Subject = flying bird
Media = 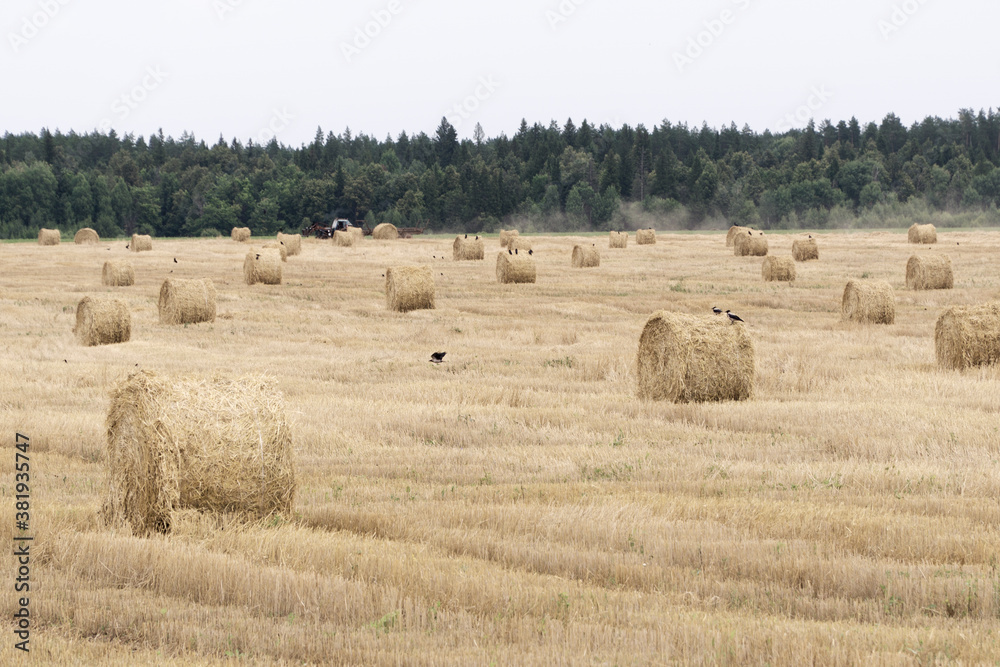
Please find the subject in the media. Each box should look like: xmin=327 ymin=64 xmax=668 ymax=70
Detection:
xmin=429 ymin=351 xmax=446 ymax=363
xmin=725 ymin=310 xmax=744 ymax=324
xmin=712 ymin=306 xmax=722 ymax=314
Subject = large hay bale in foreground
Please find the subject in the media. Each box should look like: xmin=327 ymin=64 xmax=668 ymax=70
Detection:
xmin=38 ymin=228 xmax=61 ymax=245
xmin=277 ymin=232 xmax=301 ymax=256
xmin=231 ymin=227 xmax=251 ymax=242
xmin=496 ymin=251 xmax=537 ymax=284
xmin=334 ymin=230 xmax=355 ymax=247
xmin=908 ymin=223 xmax=937 ymax=244
xmin=131 ymin=234 xmax=153 ymax=252
xmin=935 ymin=303 xmax=1000 ymax=370
xmin=636 ymin=229 xmax=656 ymax=245
xmin=792 ymin=238 xmax=819 ymax=261
xmin=637 ymin=310 xmax=755 ymax=403
xmin=372 ymin=223 xmax=398 ymax=240
xmin=350 ymin=227 xmax=365 ymax=243
xmin=609 ymin=231 xmax=628 ymax=249
xmin=385 ymin=265 xmax=435 ymax=312
xmin=102 ymin=260 xmax=135 ymax=287
xmin=453 ymin=235 xmax=485 ymax=261
xmin=734 ymin=230 xmax=768 ymax=256
xmin=571 ymin=244 xmax=600 ymax=268
xmin=499 ymin=229 xmax=520 ymax=247
xmin=509 ymin=236 xmax=533 ymax=252
xmin=841 ymin=280 xmax=895 ymax=324
xmin=74 ymin=227 xmax=99 ymax=244
xmin=244 ymin=249 xmax=282 ymax=285
xmin=74 ymin=297 xmax=131 ymax=347
xmin=762 ymin=256 xmax=796 ymax=282
xmin=102 ymin=370 xmax=296 ymax=535
xmin=158 ymin=278 xmax=217 ymax=325
xmin=262 ymin=241 xmax=288 ymax=262
xmin=906 ymin=254 xmax=953 ymax=290
xmin=726 ymin=226 xmax=749 ymax=247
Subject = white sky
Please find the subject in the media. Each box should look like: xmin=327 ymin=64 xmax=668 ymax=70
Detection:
xmin=1 ymin=0 xmax=996 ymax=146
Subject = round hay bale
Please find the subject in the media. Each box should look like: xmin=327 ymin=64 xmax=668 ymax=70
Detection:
xmin=74 ymin=227 xmax=100 ymax=244
xmin=935 ymin=303 xmax=1000 ymax=370
xmin=571 ymin=244 xmax=601 ymax=268
xmin=334 ymin=230 xmax=355 ymax=247
xmin=726 ymin=226 xmax=750 ymax=247
xmin=453 ymin=235 xmax=485 ymax=261
xmin=841 ymin=280 xmax=895 ymax=324
xmin=636 ymin=229 xmax=656 ymax=245
xmin=509 ymin=236 xmax=533 ymax=252
xmin=762 ymin=256 xmax=796 ymax=282
xmin=74 ymin=297 xmax=131 ymax=347
xmin=38 ymin=228 xmax=61 ymax=245
xmin=131 ymin=234 xmax=153 ymax=252
xmin=499 ymin=229 xmax=520 ymax=247
xmin=102 ymin=370 xmax=296 ymax=535
xmin=792 ymin=238 xmax=819 ymax=261
xmin=385 ymin=265 xmax=435 ymax=312
xmin=372 ymin=223 xmax=399 ymax=240
xmin=636 ymin=310 xmax=755 ymax=403
xmin=496 ymin=251 xmax=537 ymax=284
xmin=609 ymin=231 xmax=628 ymax=249
xmin=231 ymin=227 xmax=251 ymax=242
xmin=262 ymin=241 xmax=288 ymax=262
xmin=277 ymin=232 xmax=301 ymax=256
xmin=908 ymin=223 xmax=937 ymax=244
xmin=158 ymin=278 xmax=217 ymax=325
xmin=244 ymin=248 xmax=282 ymax=285
xmin=734 ymin=230 xmax=768 ymax=256
xmin=906 ymin=254 xmax=953 ymax=290
xmin=350 ymin=227 xmax=365 ymax=243
xmin=102 ymin=260 xmax=135 ymax=287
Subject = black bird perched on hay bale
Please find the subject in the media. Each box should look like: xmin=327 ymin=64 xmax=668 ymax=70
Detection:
xmin=508 ymin=248 xmax=512 ymax=255
xmin=173 ymin=258 xmax=177 ymax=263
xmin=515 ymin=248 xmax=518 ymax=254
xmin=429 ymin=351 xmax=446 ymax=363
xmin=465 ymin=234 xmax=468 ymax=239
xmin=255 ymin=254 xmax=260 ymax=260
xmin=528 ymin=249 xmax=533 ymax=255
xmin=713 ymin=307 xmax=722 ymax=314
xmin=726 ymin=310 xmax=744 ymax=324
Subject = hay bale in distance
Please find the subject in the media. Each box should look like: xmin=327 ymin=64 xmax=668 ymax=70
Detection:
xmin=231 ymin=227 xmax=251 ymax=242
xmin=509 ymin=236 xmax=533 ymax=252
xmin=74 ymin=227 xmax=100 ymax=244
xmin=906 ymin=254 xmax=953 ymax=290
xmin=496 ymin=251 xmax=537 ymax=284
xmin=841 ymin=280 xmax=895 ymax=324
xmin=499 ymin=229 xmax=520 ymax=247
xmin=74 ymin=297 xmax=131 ymax=347
xmin=726 ymin=226 xmax=749 ymax=247
xmin=262 ymin=241 xmax=288 ymax=262
xmin=372 ymin=223 xmax=399 ymax=240
xmin=636 ymin=229 xmax=656 ymax=245
xmin=453 ymin=235 xmax=485 ymax=261
xmin=609 ymin=231 xmax=628 ymax=249
xmin=762 ymin=256 xmax=796 ymax=282
xmin=334 ymin=230 xmax=355 ymax=247
xmin=935 ymin=303 xmax=1000 ymax=370
xmin=102 ymin=260 xmax=135 ymax=287
xmin=277 ymin=232 xmax=301 ymax=256
xmin=350 ymin=227 xmax=365 ymax=243
xmin=734 ymin=230 xmax=768 ymax=256
xmin=636 ymin=310 xmax=755 ymax=403
xmin=908 ymin=223 xmax=937 ymax=244
xmin=792 ymin=238 xmax=819 ymax=261
xmin=131 ymin=234 xmax=153 ymax=252
xmin=158 ymin=278 xmax=217 ymax=324
xmin=244 ymin=248 xmax=283 ymax=285
xmin=385 ymin=265 xmax=435 ymax=312
xmin=102 ymin=370 xmax=296 ymax=535
xmin=38 ymin=228 xmax=61 ymax=245
xmin=572 ymin=244 xmax=600 ymax=268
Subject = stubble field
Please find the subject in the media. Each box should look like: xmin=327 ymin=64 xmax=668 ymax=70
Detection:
xmin=2 ymin=229 xmax=1000 ymax=665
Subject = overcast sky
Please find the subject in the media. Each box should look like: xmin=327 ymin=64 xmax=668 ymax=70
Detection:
xmin=2 ymin=0 xmax=996 ymax=146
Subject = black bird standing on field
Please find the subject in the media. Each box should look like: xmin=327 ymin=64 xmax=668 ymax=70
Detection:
xmin=125 ymin=243 xmax=129 ymax=249
xmin=430 ymin=351 xmax=446 ymax=363
xmin=712 ymin=306 xmax=722 ymax=315
xmin=725 ymin=310 xmax=744 ymax=324
xmin=465 ymin=234 xmax=468 ymax=239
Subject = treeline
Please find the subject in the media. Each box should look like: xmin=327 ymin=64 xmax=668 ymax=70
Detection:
xmin=3 ymin=109 xmax=1000 ymax=239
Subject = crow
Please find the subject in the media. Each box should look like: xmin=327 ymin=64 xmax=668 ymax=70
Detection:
xmin=429 ymin=351 xmax=446 ymax=363
xmin=712 ymin=306 xmax=722 ymax=314
xmin=125 ymin=244 xmax=129 ymax=249
xmin=475 ymin=235 xmax=479 ymax=240
xmin=725 ymin=310 xmax=744 ymax=324
xmin=528 ymin=249 xmax=533 ymax=256
xmin=515 ymin=248 xmax=518 ymax=254
xmin=465 ymin=234 xmax=468 ymax=239
xmin=508 ymin=248 xmax=512 ymax=255
xmin=255 ymin=254 xmax=260 ymax=260
xmin=173 ymin=258 xmax=177 ymax=263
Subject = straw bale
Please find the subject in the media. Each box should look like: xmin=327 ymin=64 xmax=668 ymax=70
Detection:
xmin=726 ymin=226 xmax=749 ymax=247
xmin=453 ymin=235 xmax=485 ymax=261
xmin=350 ymin=227 xmax=365 ymax=243
xmin=231 ymin=227 xmax=251 ymax=242
xmin=334 ymin=230 xmax=355 ymax=247
xmin=761 ymin=255 xmax=796 ymax=282
xmin=131 ymin=234 xmax=153 ymax=252
xmin=276 ymin=232 xmax=301 ymax=256
xmin=496 ymin=251 xmax=537 ymax=284
xmin=243 ymin=248 xmax=282 ymax=285
xmin=74 ymin=297 xmax=131 ymax=347
xmin=102 ymin=370 xmax=296 ymax=535
xmin=499 ymin=229 xmax=520 ymax=247
xmin=262 ymin=241 xmax=288 ymax=262
xmin=636 ymin=310 xmax=755 ymax=403
xmin=734 ymin=230 xmax=768 ymax=256
xmin=571 ymin=244 xmax=601 ymax=268
xmin=372 ymin=223 xmax=399 ymax=240
xmin=906 ymin=254 xmax=953 ymax=290
xmin=102 ymin=260 xmax=135 ymax=287
xmin=158 ymin=278 xmax=217 ymax=324
xmin=385 ymin=265 xmax=435 ymax=312
xmin=792 ymin=238 xmax=819 ymax=261
xmin=841 ymin=280 xmax=895 ymax=324
xmin=609 ymin=231 xmax=628 ymax=249
xmin=74 ymin=227 xmax=99 ymax=244
xmin=636 ymin=229 xmax=656 ymax=245
xmin=935 ymin=303 xmax=1000 ymax=370
xmin=908 ymin=223 xmax=937 ymax=244
xmin=38 ymin=228 xmax=61 ymax=245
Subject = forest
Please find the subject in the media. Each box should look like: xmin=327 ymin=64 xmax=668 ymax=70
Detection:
xmin=2 ymin=109 xmax=1000 ymax=239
